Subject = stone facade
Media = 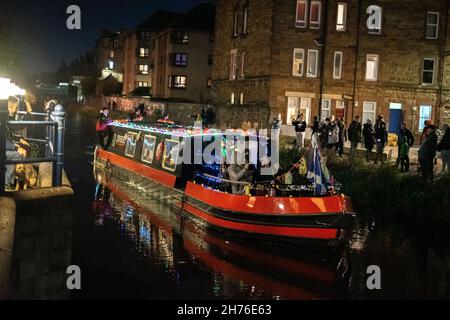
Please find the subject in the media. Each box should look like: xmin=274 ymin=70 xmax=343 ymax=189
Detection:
xmin=212 ymin=0 xmax=450 ymax=135
xmin=95 ymin=30 xmax=126 ymax=81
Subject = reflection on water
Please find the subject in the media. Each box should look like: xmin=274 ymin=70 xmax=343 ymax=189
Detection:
xmin=91 ymin=179 xmax=351 ymax=300
xmin=66 ymin=109 xmax=450 ymax=300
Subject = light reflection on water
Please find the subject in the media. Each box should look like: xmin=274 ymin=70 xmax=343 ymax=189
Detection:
xmin=66 ymin=109 xmax=450 ymax=300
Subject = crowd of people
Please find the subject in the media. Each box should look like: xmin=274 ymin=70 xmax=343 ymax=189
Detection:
xmin=283 ymin=111 xmax=450 ymax=183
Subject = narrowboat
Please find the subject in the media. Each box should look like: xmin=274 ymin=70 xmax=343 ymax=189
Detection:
xmin=93 ymin=121 xmax=356 ymax=247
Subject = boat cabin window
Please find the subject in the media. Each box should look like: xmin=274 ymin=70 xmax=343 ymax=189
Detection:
xmin=162 ymin=139 xmax=180 ymax=172
xmin=125 ymin=132 xmax=138 ymax=158
xmin=141 ymin=135 xmax=156 ymax=164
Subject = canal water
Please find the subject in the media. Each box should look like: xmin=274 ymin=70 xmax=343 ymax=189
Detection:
xmin=65 ymin=109 xmax=450 ymax=300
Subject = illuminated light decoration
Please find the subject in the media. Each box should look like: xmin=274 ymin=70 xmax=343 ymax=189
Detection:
xmin=0 ymin=77 xmax=11 ymax=99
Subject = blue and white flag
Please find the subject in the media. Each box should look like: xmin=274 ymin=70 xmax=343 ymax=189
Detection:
xmin=307 ymin=134 xmax=328 ymax=195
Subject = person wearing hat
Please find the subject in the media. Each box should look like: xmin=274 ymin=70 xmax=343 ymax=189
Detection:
xmin=397 ymin=122 xmax=415 ymax=172
xmin=374 ymin=115 xmax=388 ymax=163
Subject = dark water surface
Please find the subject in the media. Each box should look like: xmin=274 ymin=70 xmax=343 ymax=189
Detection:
xmin=65 ymin=109 xmax=450 ymax=300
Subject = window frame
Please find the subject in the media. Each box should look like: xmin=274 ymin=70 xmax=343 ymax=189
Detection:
xmin=422 ymin=58 xmax=436 ymax=85
xmin=233 ymin=7 xmax=240 ymax=37
xmin=292 ymin=48 xmax=305 ymax=77
xmin=240 ymin=52 xmax=246 ymax=78
xmin=362 ymin=101 xmax=377 ymax=124
xmin=171 ymin=31 xmax=189 ymax=44
xmin=419 ymin=105 xmax=432 ymax=131
xmin=136 ymin=64 xmax=149 ymax=75
xmin=230 ymin=49 xmax=238 ymax=80
xmin=243 ymin=3 xmax=249 ymax=35
xmin=426 ymin=12 xmax=439 ymax=40
xmin=333 ymin=51 xmax=343 ymax=80
xmin=295 ymin=0 xmax=308 ymax=28
xmin=162 ymin=139 xmax=180 ymax=173
xmin=309 ymin=1 xmax=322 ymax=30
xmin=139 ymin=47 xmax=149 ymax=58
xmin=173 ymin=53 xmax=188 ymax=67
xmin=125 ymin=132 xmax=138 ymax=158
xmin=336 ymin=2 xmax=347 ymax=32
xmin=141 ymin=135 xmax=157 ymax=164
xmin=306 ymin=49 xmax=319 ymax=78
xmin=367 ymin=6 xmax=383 ymax=35
xmin=168 ymin=75 xmax=187 ymax=89
xmin=321 ymin=99 xmax=331 ymax=120
xmin=365 ymin=54 xmax=379 ymax=82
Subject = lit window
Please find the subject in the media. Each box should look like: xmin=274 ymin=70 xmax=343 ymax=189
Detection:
xmin=231 ymin=93 xmax=235 ymax=104
xmin=363 ymin=101 xmax=377 ymax=124
xmin=136 ymin=81 xmax=148 ymax=87
xmin=110 ymin=50 xmax=115 ymax=59
xmin=240 ymin=93 xmax=244 ymax=105
xmin=422 ymin=58 xmax=435 ymax=85
xmin=139 ymin=48 xmax=149 ymax=57
xmin=168 ymin=75 xmax=187 ymax=89
xmin=207 ymin=78 xmax=213 ymax=88
xmin=174 ymin=53 xmax=188 ymax=67
xmin=306 ymin=50 xmax=318 ymax=77
xmin=136 ymin=64 xmax=149 ymax=75
xmin=295 ymin=0 xmax=307 ymax=28
xmin=321 ymin=99 xmax=331 ymax=120
xmin=426 ymin=12 xmax=439 ymax=39
xmin=419 ymin=105 xmax=432 ymax=131
xmin=230 ymin=49 xmax=238 ymax=80
xmin=365 ymin=54 xmax=379 ymax=81
xmin=336 ymin=2 xmax=347 ymax=31
xmin=240 ymin=52 xmax=246 ymax=78
xmin=309 ymin=1 xmax=322 ymax=29
xmin=292 ymin=49 xmax=304 ymax=77
xmin=333 ymin=51 xmax=343 ymax=79
xmin=108 ymin=61 xmax=114 ymax=69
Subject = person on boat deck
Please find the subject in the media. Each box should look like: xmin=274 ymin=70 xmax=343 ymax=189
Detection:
xmin=227 ymin=153 xmax=253 ymax=195
xmin=129 ymin=108 xmax=144 ymax=122
xmin=96 ymin=108 xmax=112 ymax=150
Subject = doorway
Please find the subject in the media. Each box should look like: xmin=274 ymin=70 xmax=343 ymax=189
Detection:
xmin=389 ymin=103 xmax=402 ymax=134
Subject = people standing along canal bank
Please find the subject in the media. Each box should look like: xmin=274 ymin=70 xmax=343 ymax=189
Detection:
xmin=292 ymin=113 xmax=307 ymax=150
xmin=396 ymin=122 xmax=415 ymax=172
xmin=348 ymin=116 xmax=362 ymax=158
xmin=374 ymin=115 xmax=388 ymax=164
xmin=437 ymin=124 xmax=450 ymax=176
xmin=362 ymin=119 xmax=375 ymax=162
xmin=419 ymin=123 xmax=438 ymax=183
xmin=337 ymin=118 xmax=346 ymax=157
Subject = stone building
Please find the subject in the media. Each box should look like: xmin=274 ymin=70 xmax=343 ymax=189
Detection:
xmin=212 ymin=0 xmax=450 ymax=135
xmin=95 ymin=30 xmax=126 ymax=82
xmin=122 ymin=11 xmax=182 ymax=95
xmin=151 ymin=3 xmax=215 ymax=103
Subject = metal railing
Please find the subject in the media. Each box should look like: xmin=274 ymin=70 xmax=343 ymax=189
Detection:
xmin=0 ymin=103 xmax=66 ymax=195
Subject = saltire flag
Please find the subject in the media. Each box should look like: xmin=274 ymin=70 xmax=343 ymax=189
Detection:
xmin=307 ymin=134 xmax=328 ymax=195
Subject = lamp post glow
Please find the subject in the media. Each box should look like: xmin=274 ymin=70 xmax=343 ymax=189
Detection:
xmin=0 ymin=77 xmax=11 ymax=100
xmin=0 ymin=77 xmax=11 ymax=195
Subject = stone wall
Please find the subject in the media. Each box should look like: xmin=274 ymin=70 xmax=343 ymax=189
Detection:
xmin=0 ymin=164 xmax=74 ymax=300
xmin=101 ymin=96 xmax=271 ymax=128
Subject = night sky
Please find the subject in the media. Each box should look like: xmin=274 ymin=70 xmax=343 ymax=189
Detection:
xmin=2 ymin=0 xmax=214 ymax=74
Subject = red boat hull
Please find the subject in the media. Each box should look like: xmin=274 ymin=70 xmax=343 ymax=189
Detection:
xmin=95 ymin=149 xmax=355 ymax=245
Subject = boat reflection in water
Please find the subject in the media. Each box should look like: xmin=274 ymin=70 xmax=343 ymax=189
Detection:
xmin=92 ymin=178 xmax=352 ymax=300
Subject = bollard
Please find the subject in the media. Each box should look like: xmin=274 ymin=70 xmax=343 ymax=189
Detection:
xmin=0 ymin=99 xmax=8 ymax=195
xmin=51 ymin=105 xmax=66 ymax=187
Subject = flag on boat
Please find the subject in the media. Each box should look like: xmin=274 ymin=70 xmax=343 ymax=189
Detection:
xmin=307 ymin=134 xmax=328 ymax=195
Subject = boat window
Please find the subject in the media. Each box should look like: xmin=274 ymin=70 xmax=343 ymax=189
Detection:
xmin=162 ymin=139 xmax=180 ymax=172
xmin=125 ymin=132 xmax=138 ymax=158
xmin=141 ymin=135 xmax=156 ymax=164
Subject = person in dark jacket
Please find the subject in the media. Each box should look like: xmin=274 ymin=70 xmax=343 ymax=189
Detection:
xmin=348 ymin=116 xmax=362 ymax=158
xmin=374 ymin=115 xmax=388 ymax=163
xmin=396 ymin=122 xmax=415 ymax=172
xmin=337 ymin=118 xmax=347 ymax=157
xmin=292 ymin=113 xmax=307 ymax=150
xmin=96 ymin=108 xmax=112 ymax=150
xmin=437 ymin=124 xmax=450 ymax=175
xmin=419 ymin=125 xmax=438 ymax=182
xmin=311 ymin=116 xmax=320 ymax=135
xmin=362 ymin=119 xmax=375 ymax=161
